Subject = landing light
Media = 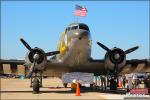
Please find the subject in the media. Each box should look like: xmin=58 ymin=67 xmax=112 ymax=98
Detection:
xmin=75 ymin=32 xmax=79 ymax=35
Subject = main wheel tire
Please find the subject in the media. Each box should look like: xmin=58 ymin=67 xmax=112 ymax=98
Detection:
xmin=33 ymin=78 xmax=40 ymax=94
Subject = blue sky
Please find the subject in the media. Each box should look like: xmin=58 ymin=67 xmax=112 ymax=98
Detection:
xmin=1 ymin=1 xmax=149 ymax=60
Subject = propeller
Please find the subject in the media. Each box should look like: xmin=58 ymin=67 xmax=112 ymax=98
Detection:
xmin=20 ymin=38 xmax=60 ymax=78
xmin=96 ymin=41 xmax=139 ymax=58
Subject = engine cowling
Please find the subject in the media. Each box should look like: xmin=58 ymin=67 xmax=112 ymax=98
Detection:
xmin=104 ymin=48 xmax=126 ymax=71
xmin=25 ymin=48 xmax=47 ymax=71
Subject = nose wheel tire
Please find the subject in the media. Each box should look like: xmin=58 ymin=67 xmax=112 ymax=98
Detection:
xmin=33 ymin=78 xmax=40 ymax=94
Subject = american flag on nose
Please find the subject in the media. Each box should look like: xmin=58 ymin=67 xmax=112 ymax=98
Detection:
xmin=74 ymin=5 xmax=88 ymax=17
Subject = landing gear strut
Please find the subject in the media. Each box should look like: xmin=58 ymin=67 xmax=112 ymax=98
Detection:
xmin=30 ymin=71 xmax=43 ymax=94
xmin=114 ymin=63 xmax=119 ymax=87
xmin=108 ymin=65 xmax=119 ymax=92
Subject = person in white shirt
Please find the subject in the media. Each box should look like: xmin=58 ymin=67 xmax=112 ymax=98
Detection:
xmin=132 ymin=73 xmax=138 ymax=89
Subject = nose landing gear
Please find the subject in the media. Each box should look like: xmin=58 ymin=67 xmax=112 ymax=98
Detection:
xmin=30 ymin=71 xmax=43 ymax=94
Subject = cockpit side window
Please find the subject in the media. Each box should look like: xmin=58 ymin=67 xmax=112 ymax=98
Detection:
xmin=79 ymin=24 xmax=89 ymax=31
xmin=67 ymin=27 xmax=71 ymax=31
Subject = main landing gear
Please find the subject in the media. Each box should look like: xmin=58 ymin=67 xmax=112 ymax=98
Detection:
xmin=30 ymin=71 xmax=43 ymax=94
xmin=107 ymin=71 xmax=118 ymax=92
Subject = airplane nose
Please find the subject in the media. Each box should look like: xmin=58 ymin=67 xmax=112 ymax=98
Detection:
xmin=74 ymin=30 xmax=89 ymax=39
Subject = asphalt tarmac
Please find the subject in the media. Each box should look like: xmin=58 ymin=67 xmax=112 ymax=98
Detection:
xmin=0 ymin=78 xmax=136 ymax=99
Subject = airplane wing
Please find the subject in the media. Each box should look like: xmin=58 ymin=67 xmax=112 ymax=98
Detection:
xmin=126 ymin=59 xmax=149 ymax=64
xmin=1 ymin=58 xmax=149 ymax=77
xmin=43 ymin=61 xmax=70 ymax=77
xmin=0 ymin=59 xmax=24 ymax=75
xmin=83 ymin=58 xmax=149 ymax=75
xmin=0 ymin=60 xmax=68 ymax=77
xmin=120 ymin=59 xmax=150 ymax=74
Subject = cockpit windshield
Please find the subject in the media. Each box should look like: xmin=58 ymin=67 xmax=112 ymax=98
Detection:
xmin=71 ymin=26 xmax=78 ymax=30
xmin=79 ymin=24 xmax=89 ymax=31
xmin=66 ymin=23 xmax=90 ymax=32
xmin=66 ymin=25 xmax=78 ymax=32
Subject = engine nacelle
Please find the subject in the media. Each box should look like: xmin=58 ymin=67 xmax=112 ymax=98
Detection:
xmin=25 ymin=48 xmax=47 ymax=71
xmin=104 ymin=48 xmax=126 ymax=71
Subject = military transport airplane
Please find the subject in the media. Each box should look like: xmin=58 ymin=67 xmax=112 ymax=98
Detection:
xmin=20 ymin=23 xmax=148 ymax=93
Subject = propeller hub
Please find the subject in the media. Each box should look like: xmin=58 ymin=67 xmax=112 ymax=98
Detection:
xmin=109 ymin=48 xmax=125 ymax=64
xmin=28 ymin=48 xmax=45 ymax=64
xmin=33 ymin=53 xmax=40 ymax=60
xmin=114 ymin=53 xmax=120 ymax=60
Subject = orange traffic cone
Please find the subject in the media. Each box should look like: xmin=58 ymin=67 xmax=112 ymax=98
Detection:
xmin=76 ymin=82 xmax=81 ymax=96
xmin=120 ymin=81 xmax=123 ymax=88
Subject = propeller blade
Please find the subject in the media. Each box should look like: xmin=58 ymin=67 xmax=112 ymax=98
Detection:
xmin=125 ymin=46 xmax=139 ymax=54
xmin=27 ymin=59 xmax=36 ymax=78
xmin=46 ymin=51 xmax=60 ymax=56
xmin=97 ymin=41 xmax=111 ymax=52
xmin=20 ymin=38 xmax=32 ymax=51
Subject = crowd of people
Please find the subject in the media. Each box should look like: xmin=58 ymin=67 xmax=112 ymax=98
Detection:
xmin=94 ymin=72 xmax=150 ymax=93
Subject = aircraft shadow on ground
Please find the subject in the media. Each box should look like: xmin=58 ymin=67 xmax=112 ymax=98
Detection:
xmin=0 ymin=88 xmax=125 ymax=94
